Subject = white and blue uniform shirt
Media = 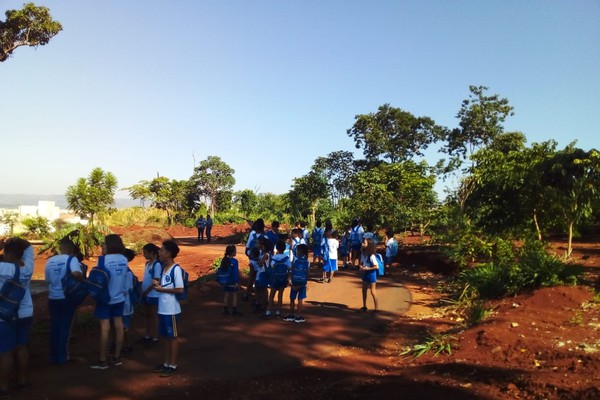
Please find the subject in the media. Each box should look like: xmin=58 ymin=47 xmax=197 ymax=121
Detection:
xmin=158 ymin=264 xmax=184 ymax=315
xmin=104 ymin=253 xmax=128 ymax=305
xmin=45 ymin=254 xmax=83 ymax=300
xmin=142 ymin=260 xmax=162 ymax=299
xmin=18 ymin=245 xmax=34 ymax=319
xmin=123 ymin=269 xmax=134 ymax=316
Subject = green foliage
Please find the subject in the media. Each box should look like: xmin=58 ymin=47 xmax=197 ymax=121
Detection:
xmin=458 ymin=238 xmax=582 ymax=300
xmin=41 ymin=223 xmax=109 ymax=258
xmin=439 ymin=224 xmax=494 ymax=269
xmin=0 ymin=2 xmax=62 ymax=62
xmin=66 ymin=168 xmax=117 ymax=227
xmin=211 ymin=257 xmax=223 ymax=271
xmin=103 ymin=207 xmax=168 ymax=227
xmin=189 ymin=156 xmax=236 ymax=216
xmin=213 ymin=211 xmax=246 ymax=225
xmin=126 ymin=177 xmax=191 ymax=225
xmin=0 ymin=211 xmax=19 ymax=235
xmin=21 ymin=216 xmax=51 ymax=237
xmin=401 ymin=333 xmax=457 ymax=358
xmin=468 ymin=301 xmax=494 ymax=325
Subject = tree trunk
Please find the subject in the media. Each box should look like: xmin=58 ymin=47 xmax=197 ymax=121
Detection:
xmin=567 ymin=220 xmax=574 ymax=258
xmin=533 ymin=209 xmax=542 ymax=241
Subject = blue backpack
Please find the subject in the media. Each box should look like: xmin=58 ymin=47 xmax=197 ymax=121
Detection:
xmin=168 ymin=264 xmax=189 ymax=301
xmin=61 ymin=255 xmax=88 ymax=305
xmin=350 ymin=226 xmax=361 ymax=246
xmin=389 ymin=239 xmax=399 ymax=257
xmin=321 ymin=238 xmax=330 ymax=263
xmin=291 ymin=258 xmax=309 ymax=286
xmin=216 ymin=259 xmax=234 ymax=286
xmin=128 ymin=268 xmax=143 ymax=305
xmin=245 ymin=232 xmax=262 ymax=257
xmin=270 ymin=256 xmax=289 ymax=288
xmin=375 ymin=253 xmax=385 ymax=276
xmin=149 ymin=260 xmax=163 ymax=279
xmin=86 ymin=256 xmax=111 ymax=305
xmin=265 ymin=230 xmax=279 ymax=246
xmin=311 ymin=228 xmax=323 ymax=246
xmin=0 ymin=263 xmax=26 ymax=321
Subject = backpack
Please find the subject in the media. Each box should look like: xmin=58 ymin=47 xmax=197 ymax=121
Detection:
xmin=86 ymin=256 xmax=111 ymax=305
xmin=216 ymin=259 xmax=234 ymax=286
xmin=0 ymin=263 xmax=26 ymax=321
xmin=265 ymin=230 xmax=279 ymax=246
xmin=291 ymin=238 xmax=303 ymax=258
xmin=149 ymin=260 xmax=163 ymax=279
xmin=61 ymin=256 xmax=88 ymax=305
xmin=168 ymin=264 xmax=189 ymax=301
xmin=291 ymin=258 xmax=309 ymax=287
xmin=389 ymin=239 xmax=399 ymax=257
xmin=311 ymin=228 xmax=323 ymax=246
xmin=270 ymin=256 xmax=289 ymax=288
xmin=375 ymin=253 xmax=385 ymax=276
xmin=350 ymin=226 xmax=361 ymax=246
xmin=245 ymin=232 xmax=262 ymax=257
xmin=128 ymin=268 xmax=143 ymax=305
xmin=321 ymin=237 xmax=330 ymax=263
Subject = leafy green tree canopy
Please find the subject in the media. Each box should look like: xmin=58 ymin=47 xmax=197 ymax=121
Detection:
xmin=190 ymin=156 xmax=236 ymax=215
xmin=66 ymin=168 xmax=117 ymax=227
xmin=0 ymin=2 xmax=62 ymax=62
xmin=347 ymin=104 xmax=441 ymax=163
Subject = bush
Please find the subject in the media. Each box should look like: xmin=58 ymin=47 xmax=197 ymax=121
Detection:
xmin=459 ymin=238 xmax=582 ymax=300
xmin=41 ymin=223 xmax=109 ymax=258
xmin=21 ymin=216 xmax=52 ymax=237
xmin=103 ymin=207 xmax=168 ymax=227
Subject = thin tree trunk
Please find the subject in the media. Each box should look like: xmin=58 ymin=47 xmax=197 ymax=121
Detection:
xmin=567 ymin=220 xmax=574 ymax=258
xmin=533 ymin=209 xmax=542 ymax=241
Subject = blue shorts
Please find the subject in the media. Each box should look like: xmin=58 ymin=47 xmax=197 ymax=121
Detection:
xmin=223 ymin=285 xmax=239 ymax=293
xmin=323 ymin=259 xmax=338 ymax=272
xmin=122 ymin=315 xmax=131 ymax=329
xmin=94 ymin=302 xmax=125 ymax=320
xmin=362 ymin=271 xmax=377 ymax=284
xmin=0 ymin=321 xmax=17 ymax=353
xmin=351 ymin=243 xmax=362 ymax=251
xmin=312 ymin=245 xmax=322 ymax=257
xmin=16 ymin=317 xmax=33 ymax=346
xmin=270 ymin=283 xmax=287 ymax=291
xmin=385 ymin=256 xmax=394 ymax=265
xmin=338 ymin=245 xmax=348 ymax=257
xmin=143 ymin=296 xmax=159 ymax=305
xmin=290 ymin=286 xmax=307 ymax=300
xmin=159 ymin=314 xmax=180 ymax=338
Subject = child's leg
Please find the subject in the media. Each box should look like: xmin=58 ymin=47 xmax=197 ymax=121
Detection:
xmin=361 ymin=282 xmax=368 ymax=309
xmin=0 ymin=352 xmax=14 ymax=392
xmin=290 ymin=297 xmax=296 ymax=316
xmin=112 ymin=316 xmax=124 ymax=358
xmin=169 ymin=337 xmax=179 ymax=366
xmin=297 ymin=298 xmax=303 ymax=315
xmin=266 ymin=288 xmax=276 ymax=313
xmin=145 ymin=303 xmax=158 ymax=339
xmin=98 ymin=319 xmax=110 ymax=361
xmin=276 ymin=289 xmax=284 ymax=314
xmin=370 ymin=283 xmax=379 ymax=311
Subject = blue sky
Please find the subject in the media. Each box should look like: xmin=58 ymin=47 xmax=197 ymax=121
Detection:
xmin=2 ymin=0 xmax=599 ymax=198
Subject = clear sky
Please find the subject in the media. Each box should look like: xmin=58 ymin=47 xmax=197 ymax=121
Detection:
xmin=1 ymin=0 xmax=599 ymax=198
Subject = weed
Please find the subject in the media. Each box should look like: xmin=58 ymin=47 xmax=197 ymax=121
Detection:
xmin=570 ymin=311 xmax=584 ymax=325
xmin=401 ymin=332 xmax=458 ymax=358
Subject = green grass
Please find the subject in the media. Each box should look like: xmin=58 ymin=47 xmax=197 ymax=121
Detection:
xmin=401 ymin=332 xmax=458 ymax=358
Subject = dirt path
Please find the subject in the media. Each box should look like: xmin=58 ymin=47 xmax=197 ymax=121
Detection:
xmin=16 ymin=237 xmax=412 ymax=400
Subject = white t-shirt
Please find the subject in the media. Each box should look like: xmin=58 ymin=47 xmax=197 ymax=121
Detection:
xmin=290 ymin=237 xmax=305 ymax=262
xmin=103 ymin=253 xmax=128 ymax=305
xmin=385 ymin=238 xmax=396 ymax=257
xmin=158 ymin=263 xmax=184 ymax=315
xmin=142 ymin=260 xmax=162 ymax=299
xmin=18 ymin=245 xmax=34 ymax=318
xmin=325 ymin=238 xmax=339 ymax=261
xmin=45 ymin=254 xmax=83 ymax=300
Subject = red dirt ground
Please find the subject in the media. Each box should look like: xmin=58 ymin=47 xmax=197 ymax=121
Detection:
xmin=10 ymin=226 xmax=600 ymax=399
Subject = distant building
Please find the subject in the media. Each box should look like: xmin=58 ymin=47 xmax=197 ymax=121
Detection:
xmin=18 ymin=200 xmax=61 ymax=221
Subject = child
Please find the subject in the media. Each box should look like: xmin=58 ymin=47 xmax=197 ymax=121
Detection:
xmin=0 ymin=238 xmax=33 ymax=396
xmin=243 ymin=219 xmax=265 ymax=302
xmin=339 ymin=227 xmax=350 ymax=269
xmin=320 ymin=230 xmax=339 ymax=283
xmin=265 ymin=221 xmax=280 ymax=247
xmin=359 ymin=238 xmax=379 ymax=313
xmin=219 ymin=245 xmax=241 ymax=316
xmin=45 ymin=238 xmax=84 ymax=364
xmin=300 ymin=221 xmax=310 ymax=247
xmin=284 ymin=244 xmax=309 ymax=323
xmin=385 ymin=229 xmax=399 ymax=275
xmin=349 ymin=219 xmax=364 ymax=269
xmin=152 ymin=240 xmax=184 ymax=377
xmin=263 ymin=240 xmax=291 ymax=319
xmin=195 ymin=215 xmax=206 ymax=242
xmin=121 ymin=248 xmax=136 ymax=355
xmin=311 ymin=221 xmax=324 ymax=265
xmin=289 ymin=229 xmax=305 ymax=263
xmin=89 ymin=234 xmax=128 ymax=370
xmin=250 ymin=247 xmax=267 ymax=313
xmin=141 ymin=243 xmax=161 ymax=346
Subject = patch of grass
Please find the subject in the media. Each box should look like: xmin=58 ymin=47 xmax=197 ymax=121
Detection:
xmin=401 ymin=332 xmax=458 ymax=358
xmin=212 ymin=257 xmax=223 ymax=271
xmin=570 ymin=311 xmax=584 ymax=325
xmin=468 ymin=301 xmax=494 ymax=325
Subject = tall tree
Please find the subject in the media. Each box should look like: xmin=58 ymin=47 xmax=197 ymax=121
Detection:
xmin=66 ymin=168 xmax=117 ymax=227
xmin=312 ymin=150 xmax=356 ymax=207
xmin=189 ymin=156 xmax=236 ymax=216
xmin=127 ymin=177 xmax=190 ymax=224
xmin=347 ymin=104 xmax=441 ymax=163
xmin=0 ymin=2 xmax=62 ymax=62
xmin=443 ymin=85 xmax=514 ymax=166
xmin=286 ymin=171 xmax=329 ymax=226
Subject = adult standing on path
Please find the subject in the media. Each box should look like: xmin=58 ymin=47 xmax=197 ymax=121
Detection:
xmin=196 ymin=216 xmax=206 ymax=243
xmin=205 ymin=215 xmax=213 ymax=243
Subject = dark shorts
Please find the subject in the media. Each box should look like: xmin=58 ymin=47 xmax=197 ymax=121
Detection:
xmin=159 ymin=314 xmax=180 ymax=338
xmin=290 ymin=286 xmax=307 ymax=300
xmin=223 ymin=285 xmax=239 ymax=293
xmin=94 ymin=302 xmax=125 ymax=320
xmin=362 ymin=271 xmax=377 ymax=284
xmin=0 ymin=320 xmax=16 ymax=352
xmin=16 ymin=317 xmax=33 ymax=346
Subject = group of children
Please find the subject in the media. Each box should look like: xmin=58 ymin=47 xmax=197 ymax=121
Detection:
xmin=216 ymin=218 xmax=400 ymax=322
xmin=41 ymin=235 xmax=185 ymax=380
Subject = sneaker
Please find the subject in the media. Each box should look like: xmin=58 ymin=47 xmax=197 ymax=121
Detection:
xmin=260 ymin=312 xmax=272 ymax=319
xmin=89 ymin=360 xmax=109 ymax=370
xmin=283 ymin=314 xmax=295 ymax=322
xmin=122 ymin=346 xmax=133 ymax=355
xmin=327 ymin=278 xmax=332 ymax=283
xmin=160 ymin=366 xmax=177 ymax=377
xmin=223 ymin=308 xmax=230 ymax=315
xmin=153 ymin=363 xmax=167 ymax=373
xmin=275 ymin=311 xmax=281 ymax=318
xmin=111 ymin=357 xmax=123 ymax=366
xmin=360 ymin=307 xmax=368 ymax=312
xmin=317 ymin=278 xmax=325 ymax=283
xmin=294 ymin=316 xmax=306 ymax=323
xmin=232 ymin=310 xmax=243 ymax=316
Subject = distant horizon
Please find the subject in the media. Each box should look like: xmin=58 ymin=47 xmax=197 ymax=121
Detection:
xmin=0 ymin=193 xmax=139 ymax=209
